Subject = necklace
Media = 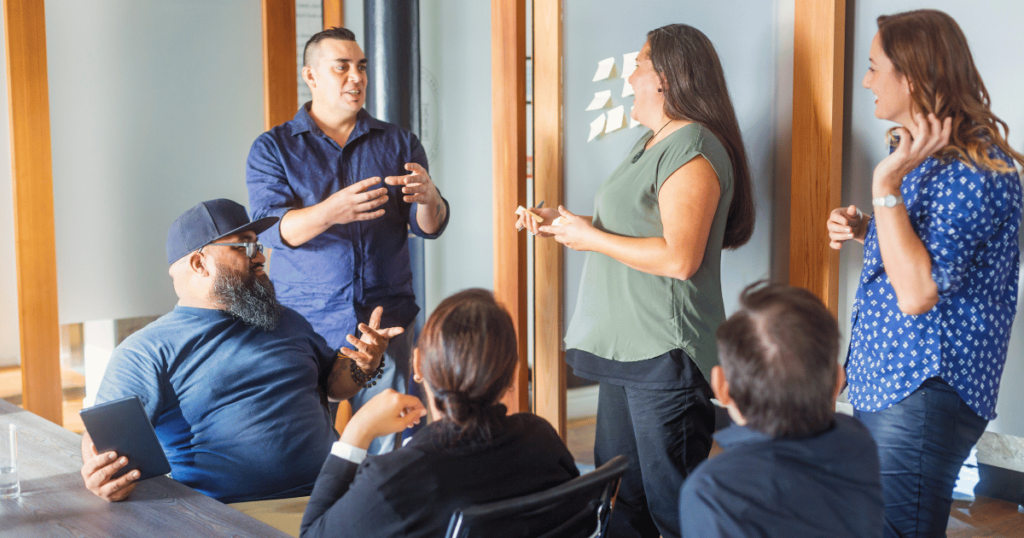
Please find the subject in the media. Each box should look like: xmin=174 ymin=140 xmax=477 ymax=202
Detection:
xmin=631 ymin=119 xmax=674 ymax=164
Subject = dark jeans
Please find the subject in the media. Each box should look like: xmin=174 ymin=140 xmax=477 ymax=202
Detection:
xmin=856 ymin=377 xmax=988 ymax=538
xmin=595 ymin=381 xmax=715 ymax=538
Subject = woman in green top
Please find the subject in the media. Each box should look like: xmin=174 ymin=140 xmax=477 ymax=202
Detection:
xmin=518 ymin=24 xmax=755 ymax=538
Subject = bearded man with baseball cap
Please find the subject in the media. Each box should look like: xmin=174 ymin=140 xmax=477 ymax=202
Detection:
xmin=78 ymin=199 xmax=408 ymax=504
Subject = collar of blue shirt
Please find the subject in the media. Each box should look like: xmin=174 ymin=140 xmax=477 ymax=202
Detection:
xmin=289 ymin=104 xmax=387 ymax=142
xmin=714 ymin=417 xmax=841 ymax=449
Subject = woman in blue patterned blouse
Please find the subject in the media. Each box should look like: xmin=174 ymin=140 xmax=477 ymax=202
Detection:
xmin=827 ymin=9 xmax=1024 ymax=538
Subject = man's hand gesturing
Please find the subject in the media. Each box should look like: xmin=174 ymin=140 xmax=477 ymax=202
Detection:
xmin=325 ymin=177 xmax=390 ymax=226
xmin=338 ymin=306 xmax=405 ymax=373
xmin=385 ymin=163 xmax=441 ymax=206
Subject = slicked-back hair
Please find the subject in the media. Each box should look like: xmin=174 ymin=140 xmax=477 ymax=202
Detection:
xmin=418 ymin=289 xmax=518 ymax=447
xmin=646 ymin=24 xmax=755 ymax=249
xmin=716 ymin=281 xmax=839 ymax=438
xmin=303 ymin=26 xmax=357 ymax=68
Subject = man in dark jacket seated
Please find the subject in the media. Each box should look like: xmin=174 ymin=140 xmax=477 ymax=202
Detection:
xmin=679 ymin=281 xmax=883 ymax=538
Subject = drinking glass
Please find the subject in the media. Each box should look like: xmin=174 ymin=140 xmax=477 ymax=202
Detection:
xmin=1 ymin=423 xmax=19 ymax=499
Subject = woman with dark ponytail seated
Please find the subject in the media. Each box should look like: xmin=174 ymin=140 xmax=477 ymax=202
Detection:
xmin=300 ymin=289 xmax=580 ymax=538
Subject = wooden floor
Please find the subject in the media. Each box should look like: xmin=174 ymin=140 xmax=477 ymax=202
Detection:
xmin=948 ymin=499 xmax=1024 ymax=537
xmin=567 ymin=417 xmax=1024 ymax=537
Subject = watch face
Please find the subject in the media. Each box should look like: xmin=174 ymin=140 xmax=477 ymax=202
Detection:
xmin=885 ymin=194 xmax=897 ymax=207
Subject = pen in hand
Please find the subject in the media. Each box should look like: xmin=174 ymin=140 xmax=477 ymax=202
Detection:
xmin=516 ymin=200 xmax=545 ymax=232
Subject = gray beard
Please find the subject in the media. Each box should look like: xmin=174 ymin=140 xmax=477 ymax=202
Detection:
xmin=212 ymin=264 xmax=281 ymax=332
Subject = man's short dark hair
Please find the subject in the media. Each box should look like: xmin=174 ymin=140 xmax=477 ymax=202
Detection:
xmin=303 ymin=27 xmax=357 ymax=68
xmin=716 ymin=281 xmax=839 ymax=438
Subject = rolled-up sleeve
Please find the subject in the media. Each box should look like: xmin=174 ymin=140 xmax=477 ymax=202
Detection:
xmin=246 ymin=134 xmax=299 ymax=250
xmin=913 ymin=166 xmax=997 ymax=300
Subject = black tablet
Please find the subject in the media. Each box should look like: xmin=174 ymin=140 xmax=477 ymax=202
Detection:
xmin=79 ymin=395 xmax=171 ymax=481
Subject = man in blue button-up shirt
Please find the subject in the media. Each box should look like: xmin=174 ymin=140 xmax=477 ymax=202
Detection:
xmin=246 ymin=27 xmax=450 ymax=454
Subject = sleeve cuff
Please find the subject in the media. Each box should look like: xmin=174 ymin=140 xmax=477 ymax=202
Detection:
xmin=256 ymin=207 xmax=297 ymax=251
xmin=330 ymin=441 xmax=368 ymax=464
xmin=408 ymin=195 xmax=450 ymax=239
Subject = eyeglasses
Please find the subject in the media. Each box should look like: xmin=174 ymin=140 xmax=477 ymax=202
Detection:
xmin=201 ymin=241 xmax=265 ymax=259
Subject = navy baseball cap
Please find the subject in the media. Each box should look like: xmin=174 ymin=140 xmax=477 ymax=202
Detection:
xmin=166 ymin=199 xmax=278 ymax=265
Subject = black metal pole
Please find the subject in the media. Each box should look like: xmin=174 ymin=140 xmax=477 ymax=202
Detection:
xmin=365 ymin=0 xmax=420 ymax=136
xmin=364 ymin=0 xmax=425 ymax=336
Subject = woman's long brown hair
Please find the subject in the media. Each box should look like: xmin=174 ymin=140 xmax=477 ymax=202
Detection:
xmin=647 ymin=24 xmax=755 ymax=249
xmin=878 ymin=9 xmax=1024 ymax=172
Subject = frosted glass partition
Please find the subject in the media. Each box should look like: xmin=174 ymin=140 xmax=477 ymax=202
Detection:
xmin=45 ymin=0 xmax=265 ymax=324
xmin=0 ymin=5 xmax=19 ymax=366
xmin=416 ymin=1 xmax=495 ymax=313
xmin=296 ymin=0 xmax=323 ymax=107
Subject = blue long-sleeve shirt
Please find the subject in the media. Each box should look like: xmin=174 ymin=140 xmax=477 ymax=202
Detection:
xmin=847 ymin=146 xmax=1021 ymax=420
xmin=246 ymin=106 xmax=449 ymax=346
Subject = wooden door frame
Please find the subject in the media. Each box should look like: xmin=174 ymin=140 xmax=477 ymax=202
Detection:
xmin=261 ymin=0 xmax=298 ymax=131
xmin=532 ymin=0 xmax=566 ymax=438
xmin=4 ymin=0 xmax=63 ymax=425
xmin=491 ymin=0 xmax=529 ymax=414
xmin=789 ymin=0 xmax=846 ymax=313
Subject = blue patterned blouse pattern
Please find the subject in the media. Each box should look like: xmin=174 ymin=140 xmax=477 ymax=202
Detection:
xmin=847 ymin=147 xmax=1022 ymax=420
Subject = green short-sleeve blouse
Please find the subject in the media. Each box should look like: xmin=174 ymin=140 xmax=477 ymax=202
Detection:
xmin=563 ymin=122 xmax=734 ymax=379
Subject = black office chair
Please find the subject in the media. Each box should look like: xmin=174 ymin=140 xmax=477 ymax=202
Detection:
xmin=445 ymin=455 xmax=628 ymax=538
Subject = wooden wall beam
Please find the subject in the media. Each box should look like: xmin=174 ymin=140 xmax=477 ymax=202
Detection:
xmin=533 ymin=0 xmax=566 ymax=439
xmin=261 ymin=0 xmax=298 ymax=130
xmin=323 ymin=0 xmax=344 ymax=30
xmin=492 ymin=0 xmax=529 ymax=414
xmin=4 ymin=0 xmax=63 ymax=425
xmin=790 ymin=0 xmax=846 ymax=314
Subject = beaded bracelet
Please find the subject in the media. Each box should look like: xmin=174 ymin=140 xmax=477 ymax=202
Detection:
xmin=347 ymin=353 xmax=385 ymax=389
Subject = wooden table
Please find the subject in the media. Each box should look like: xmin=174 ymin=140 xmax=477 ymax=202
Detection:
xmin=0 ymin=399 xmax=291 ymax=537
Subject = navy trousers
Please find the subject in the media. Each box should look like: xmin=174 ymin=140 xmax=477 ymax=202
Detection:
xmin=856 ymin=377 xmax=988 ymax=538
xmin=594 ymin=381 xmax=715 ymax=538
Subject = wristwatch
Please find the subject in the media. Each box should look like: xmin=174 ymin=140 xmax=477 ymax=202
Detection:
xmin=872 ymin=194 xmax=904 ymax=208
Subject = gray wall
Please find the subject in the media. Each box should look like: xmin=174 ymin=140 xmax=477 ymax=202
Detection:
xmin=45 ymin=0 xmax=264 ymax=325
xmin=419 ymin=2 xmax=495 ymax=313
xmin=841 ymin=0 xmax=1024 ymax=436
xmin=0 ymin=0 xmax=495 ymax=366
xmin=0 ymin=1 xmax=264 ymax=364
xmin=562 ymin=0 xmax=794 ymax=323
